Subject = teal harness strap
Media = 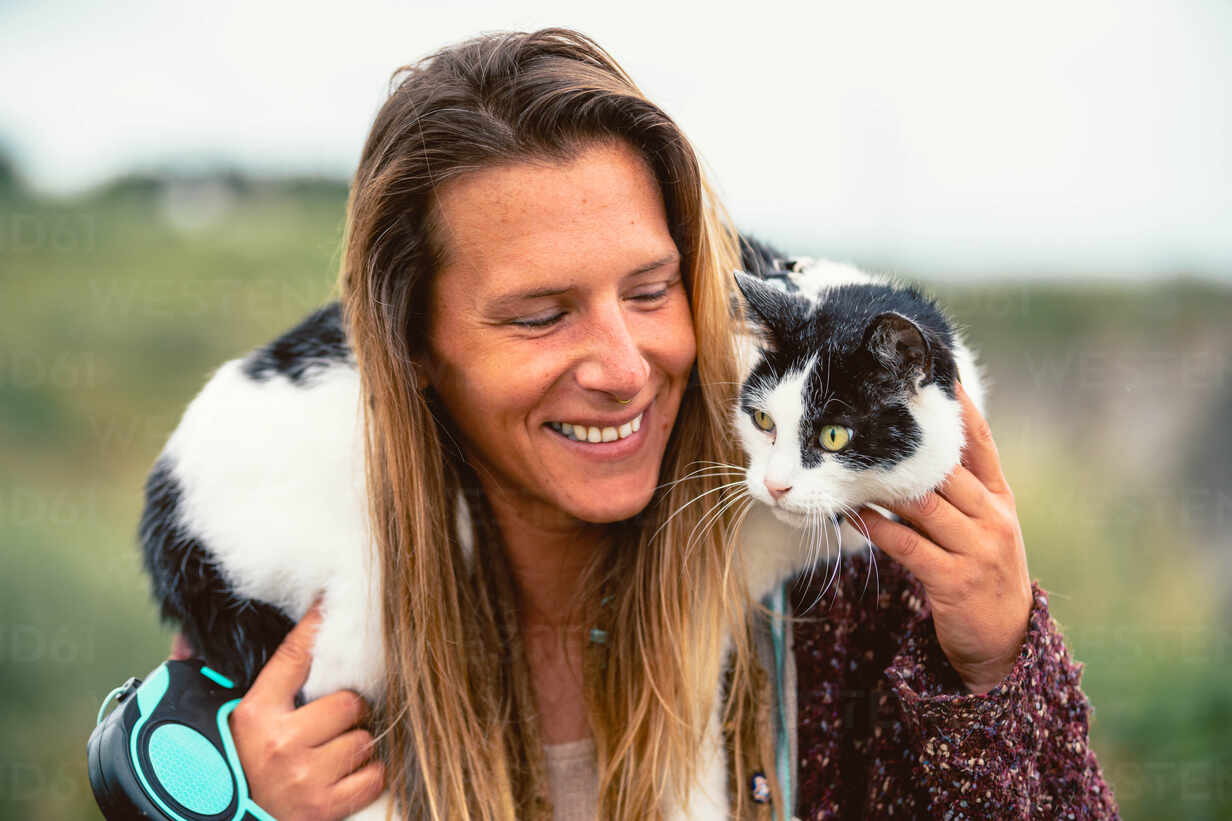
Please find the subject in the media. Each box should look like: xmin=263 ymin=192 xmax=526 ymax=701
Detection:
xmin=768 ymin=580 xmax=793 ymax=817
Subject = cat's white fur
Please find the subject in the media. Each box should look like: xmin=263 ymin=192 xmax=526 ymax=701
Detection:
xmin=732 ymin=259 xmax=985 ymax=607
xmin=161 ymin=357 xmax=394 ymax=821
xmin=152 ymin=258 xmax=981 ymax=820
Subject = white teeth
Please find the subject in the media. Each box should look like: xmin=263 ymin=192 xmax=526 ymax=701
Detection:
xmin=550 ymin=411 xmax=644 ymax=443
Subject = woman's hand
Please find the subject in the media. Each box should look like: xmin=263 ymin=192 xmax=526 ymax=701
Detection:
xmin=857 ymin=382 xmax=1033 ymax=695
xmin=221 ymin=601 xmax=386 ymax=821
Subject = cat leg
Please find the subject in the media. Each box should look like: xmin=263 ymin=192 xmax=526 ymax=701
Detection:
xmin=663 ymin=704 xmax=728 ymax=821
xmin=299 ymin=582 xmax=385 ymax=703
xmin=298 ymin=589 xmax=391 ymax=821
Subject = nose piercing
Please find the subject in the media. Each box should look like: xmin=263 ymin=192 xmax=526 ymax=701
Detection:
xmin=615 ymin=397 xmax=633 ymax=405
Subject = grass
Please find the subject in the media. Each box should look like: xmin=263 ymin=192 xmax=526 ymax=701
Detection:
xmin=2 ymin=179 xmax=1228 ymax=819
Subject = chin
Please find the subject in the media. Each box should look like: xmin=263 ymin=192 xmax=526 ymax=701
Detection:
xmin=564 ymin=478 xmax=657 ymax=524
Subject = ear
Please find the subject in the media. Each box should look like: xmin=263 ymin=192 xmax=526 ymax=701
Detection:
xmin=733 ymin=270 xmax=804 ymax=352
xmin=861 ymin=312 xmax=931 ymax=382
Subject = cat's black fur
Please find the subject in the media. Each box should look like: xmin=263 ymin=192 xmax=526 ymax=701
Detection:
xmin=140 ymin=460 xmax=297 ymax=694
xmin=139 ymin=305 xmax=354 ymax=696
xmin=734 ymin=242 xmax=963 ymax=473
xmin=241 ymin=301 xmax=350 ymax=385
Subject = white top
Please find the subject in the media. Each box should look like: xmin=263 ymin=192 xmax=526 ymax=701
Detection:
xmin=543 ymin=737 xmax=598 ymax=821
xmin=539 ymin=603 xmax=797 ymax=820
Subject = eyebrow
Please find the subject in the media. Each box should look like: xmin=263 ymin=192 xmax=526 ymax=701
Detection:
xmin=484 ymin=253 xmax=680 ymax=313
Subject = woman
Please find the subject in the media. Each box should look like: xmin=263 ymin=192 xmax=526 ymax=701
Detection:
xmin=175 ymin=28 xmax=1118 ymax=820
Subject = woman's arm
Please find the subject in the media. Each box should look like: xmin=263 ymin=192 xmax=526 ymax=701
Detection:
xmin=788 ymin=384 xmax=1121 ymax=818
xmin=857 ymin=382 xmax=1033 ymax=695
xmin=791 ymin=550 xmax=1119 ymax=818
xmin=166 ymin=604 xmax=386 ymax=821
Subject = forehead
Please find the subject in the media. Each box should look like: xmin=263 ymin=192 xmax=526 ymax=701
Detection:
xmin=428 ymin=141 xmax=677 ymax=309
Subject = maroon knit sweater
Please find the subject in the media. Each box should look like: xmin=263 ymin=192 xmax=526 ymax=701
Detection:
xmin=789 ymin=548 xmax=1119 ymax=819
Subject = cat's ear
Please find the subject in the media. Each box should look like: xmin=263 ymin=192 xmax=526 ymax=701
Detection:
xmin=733 ymin=270 xmax=801 ymax=352
xmin=862 ymin=312 xmax=931 ymax=382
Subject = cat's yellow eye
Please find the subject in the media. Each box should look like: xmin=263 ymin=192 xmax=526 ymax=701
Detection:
xmin=751 ymin=410 xmax=775 ymax=432
xmin=818 ymin=425 xmax=853 ymax=452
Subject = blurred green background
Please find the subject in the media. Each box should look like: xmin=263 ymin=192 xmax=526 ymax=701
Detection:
xmin=1 ymin=160 xmax=1228 ymax=820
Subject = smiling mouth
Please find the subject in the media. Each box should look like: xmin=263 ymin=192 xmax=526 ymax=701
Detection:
xmin=546 ymin=411 xmax=643 ymax=443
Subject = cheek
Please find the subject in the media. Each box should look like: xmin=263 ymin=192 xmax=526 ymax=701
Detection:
xmin=431 ymin=323 xmax=555 ymax=406
xmin=651 ymin=302 xmax=697 ymax=381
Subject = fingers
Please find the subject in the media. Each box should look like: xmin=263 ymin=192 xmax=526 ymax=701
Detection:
xmin=317 ymin=728 xmax=378 ymax=783
xmin=890 ymin=491 xmax=977 ymax=556
xmin=324 ymin=760 xmax=387 ymax=819
xmin=936 ymin=465 xmax=992 ymax=519
xmin=956 ymin=382 xmax=1009 ymax=495
xmin=296 ymin=689 xmax=371 ymax=748
xmin=247 ymin=596 xmax=324 ymax=710
xmin=857 ymin=506 xmax=953 ymax=587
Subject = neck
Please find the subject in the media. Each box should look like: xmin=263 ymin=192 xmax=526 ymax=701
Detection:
xmin=480 ymin=480 xmax=607 ymax=628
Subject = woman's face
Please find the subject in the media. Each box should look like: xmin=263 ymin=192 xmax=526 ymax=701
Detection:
xmin=424 ymin=140 xmax=696 ymax=530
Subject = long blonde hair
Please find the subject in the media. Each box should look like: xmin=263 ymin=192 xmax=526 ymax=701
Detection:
xmin=338 ymin=28 xmax=768 ymax=820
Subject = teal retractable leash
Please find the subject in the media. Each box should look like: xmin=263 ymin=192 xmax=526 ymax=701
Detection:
xmin=767 ymin=580 xmax=794 ymax=816
xmin=88 ymin=658 xmax=276 ymax=821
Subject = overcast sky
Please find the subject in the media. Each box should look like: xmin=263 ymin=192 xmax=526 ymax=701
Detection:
xmin=1 ymin=0 xmax=1229 ymax=278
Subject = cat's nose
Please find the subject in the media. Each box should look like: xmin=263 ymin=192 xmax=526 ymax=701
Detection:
xmin=764 ymin=478 xmax=792 ymax=501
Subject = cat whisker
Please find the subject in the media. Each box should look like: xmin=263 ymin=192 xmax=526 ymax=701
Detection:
xmin=654 ymin=467 xmax=745 ymax=493
xmin=815 ymin=512 xmax=843 ymax=611
xmin=685 ymin=485 xmax=750 ymax=553
xmin=655 ymin=460 xmax=747 ymax=490
xmin=799 ymin=509 xmax=828 ymax=613
xmin=836 ymin=504 xmax=880 ymax=601
xmin=687 ymin=460 xmax=748 ymax=471
xmin=806 ymin=510 xmax=851 ymax=614
xmin=682 ymin=487 xmax=751 ymax=572
xmin=653 ymin=481 xmax=749 ymax=546
xmin=720 ymin=497 xmax=756 ymax=595
xmin=800 ymin=510 xmax=832 ymax=615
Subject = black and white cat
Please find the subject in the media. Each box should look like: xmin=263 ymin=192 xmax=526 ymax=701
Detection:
xmin=731 ymin=239 xmax=985 ymax=607
xmin=137 ymin=240 xmax=983 ymax=820
xmin=139 ymin=303 xmax=395 ymax=821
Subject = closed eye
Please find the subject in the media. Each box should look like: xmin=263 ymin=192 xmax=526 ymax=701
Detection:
xmin=629 ymin=289 xmax=668 ymax=303
xmin=510 ymin=279 xmax=679 ymax=329
xmin=629 ymin=276 xmax=681 ymax=305
xmin=510 ymin=312 xmax=565 ymax=329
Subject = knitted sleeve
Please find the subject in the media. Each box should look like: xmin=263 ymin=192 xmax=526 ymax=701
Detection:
xmin=790 ymin=549 xmax=1119 ymax=820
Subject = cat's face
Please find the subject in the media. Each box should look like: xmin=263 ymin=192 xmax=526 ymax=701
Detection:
xmin=733 ymin=273 xmax=965 ymax=527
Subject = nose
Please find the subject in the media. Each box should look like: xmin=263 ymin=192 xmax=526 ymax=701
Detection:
xmin=764 ymin=477 xmax=792 ymax=502
xmin=574 ymin=301 xmax=651 ymax=401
